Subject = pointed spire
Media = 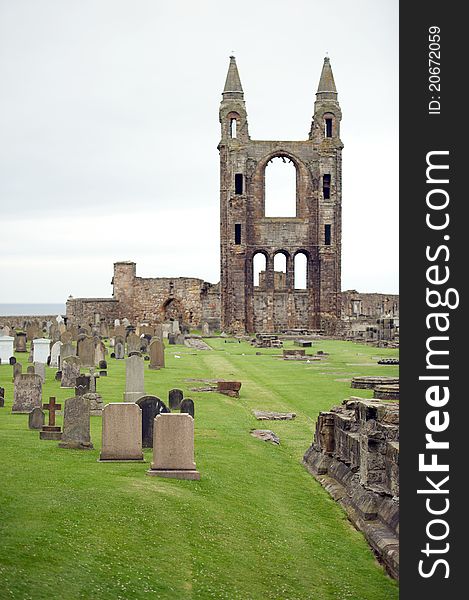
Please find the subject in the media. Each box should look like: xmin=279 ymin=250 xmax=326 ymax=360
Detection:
xmin=316 ymin=56 xmax=337 ymax=100
xmin=223 ymin=56 xmax=244 ymax=99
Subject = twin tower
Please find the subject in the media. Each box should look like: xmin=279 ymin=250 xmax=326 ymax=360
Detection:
xmin=219 ymin=56 xmax=343 ymax=334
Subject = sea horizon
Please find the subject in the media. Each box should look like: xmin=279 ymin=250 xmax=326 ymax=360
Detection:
xmin=0 ymin=303 xmax=65 ymax=317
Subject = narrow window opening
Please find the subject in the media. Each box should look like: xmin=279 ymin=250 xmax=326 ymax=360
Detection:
xmin=253 ymin=253 xmax=266 ymax=287
xmin=230 ymin=118 xmax=237 ymax=138
xmin=323 ymin=174 xmax=331 ymax=199
xmin=294 ymin=253 xmax=307 ymax=289
xmin=325 ymin=118 xmax=333 ymax=138
xmin=235 ymin=224 xmax=242 ymax=245
xmin=324 ymin=224 xmax=331 ymax=245
xmin=273 ymin=253 xmax=287 ymax=289
xmin=235 ymin=173 xmax=243 ymax=195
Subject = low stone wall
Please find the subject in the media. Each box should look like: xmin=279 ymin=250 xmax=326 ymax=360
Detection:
xmin=303 ymin=398 xmax=399 ymax=579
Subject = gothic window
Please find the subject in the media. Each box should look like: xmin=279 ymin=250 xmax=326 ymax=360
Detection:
xmin=273 ymin=253 xmax=287 ymax=289
xmin=253 ymin=253 xmax=267 ymax=287
xmin=265 ymin=156 xmax=296 ymax=217
xmin=294 ymin=253 xmax=308 ymax=289
xmin=323 ymin=174 xmax=331 ymax=199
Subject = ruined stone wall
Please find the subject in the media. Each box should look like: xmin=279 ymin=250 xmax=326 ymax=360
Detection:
xmin=65 ymin=298 xmax=119 ymax=326
xmin=303 ymin=398 xmax=399 ymax=578
xmin=341 ymin=290 xmax=400 ymax=319
xmin=0 ymin=315 xmax=60 ymax=330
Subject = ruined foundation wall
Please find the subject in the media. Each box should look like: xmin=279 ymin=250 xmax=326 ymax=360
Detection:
xmin=303 ymin=398 xmax=399 ymax=579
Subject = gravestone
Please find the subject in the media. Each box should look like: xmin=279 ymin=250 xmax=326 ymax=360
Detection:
xmin=39 ymin=397 xmax=62 ymax=440
xmin=32 ymin=338 xmax=50 ymax=364
xmin=78 ymin=335 xmax=95 ymax=367
xmin=60 ymin=341 xmax=76 ymax=364
xmin=168 ymin=333 xmax=177 ymax=345
xmin=9 ymin=356 xmax=16 ymax=365
xmin=146 ymin=413 xmax=200 ymax=480
xmin=26 ymin=324 xmax=39 ymax=342
xmin=27 ymin=366 xmax=35 ymax=374
xmin=0 ymin=387 xmax=5 ymax=408
xmin=12 ymin=362 xmax=22 ymax=383
xmin=126 ymin=333 xmax=140 ymax=355
xmin=34 ymin=362 xmax=46 ymax=383
xmin=115 ymin=337 xmax=125 ymax=360
xmin=123 ymin=354 xmax=145 ymax=402
xmin=136 ymin=395 xmax=170 ymax=448
xmin=60 ymin=331 xmax=72 ymax=344
xmin=28 ymin=407 xmax=45 ymax=430
xmin=15 ymin=332 xmax=27 ymax=352
xmin=50 ymin=341 xmax=62 ymax=368
xmin=99 ymin=360 xmax=107 ymax=370
xmin=169 ymin=389 xmax=183 ymax=410
xmin=12 ymin=373 xmax=42 ymax=413
xmin=55 ymin=371 xmax=62 ymax=381
xmin=180 ymin=398 xmax=195 ymax=419
xmin=0 ymin=336 xmax=14 ymax=365
xmin=202 ymin=322 xmax=210 ymax=336
xmin=75 ymin=374 xmax=91 ymax=394
xmin=85 ymin=392 xmax=104 ymax=416
xmin=99 ymin=403 xmax=144 ymax=461
xmin=58 ymin=396 xmax=93 ymax=449
xmin=94 ymin=341 xmax=106 ymax=366
xmin=61 ymin=356 xmax=81 ymax=388
xmin=149 ymin=338 xmax=164 ymax=369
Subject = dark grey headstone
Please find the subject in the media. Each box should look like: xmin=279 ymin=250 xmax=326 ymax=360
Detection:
xmin=55 ymin=370 xmax=62 ymax=381
xmin=169 ymin=389 xmax=183 ymax=410
xmin=180 ymin=398 xmax=195 ymax=419
xmin=75 ymin=374 xmax=91 ymax=394
xmin=136 ymin=395 xmax=170 ymax=448
xmin=110 ymin=352 xmax=116 ymax=359
xmin=9 ymin=356 xmax=16 ymax=365
xmin=99 ymin=370 xmax=107 ymax=377
xmin=98 ymin=360 xmax=107 ymax=370
xmin=28 ymin=407 xmax=45 ymax=430
xmin=27 ymin=366 xmax=35 ymax=374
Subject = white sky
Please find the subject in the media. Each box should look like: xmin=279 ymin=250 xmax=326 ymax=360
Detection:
xmin=0 ymin=0 xmax=398 ymax=302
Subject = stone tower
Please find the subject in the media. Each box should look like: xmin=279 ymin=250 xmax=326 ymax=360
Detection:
xmin=219 ymin=56 xmax=343 ymax=334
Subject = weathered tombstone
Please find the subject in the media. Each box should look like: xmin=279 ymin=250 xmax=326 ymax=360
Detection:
xmin=0 ymin=335 xmax=15 ymax=365
xmin=28 ymin=407 xmax=45 ymax=430
xmin=168 ymin=333 xmax=177 ymax=345
xmin=123 ymin=354 xmax=145 ymax=402
xmin=78 ymin=335 xmax=95 ymax=367
xmin=60 ymin=341 xmax=76 ymax=367
xmin=115 ymin=337 xmax=125 ymax=360
xmin=98 ymin=403 xmax=144 ymax=461
xmin=9 ymin=356 xmax=16 ymax=365
xmin=180 ymin=398 xmax=195 ymax=419
xmin=98 ymin=360 xmax=107 ymax=370
xmin=75 ymin=374 xmax=91 ymax=394
xmin=50 ymin=341 xmax=62 ymax=368
xmin=26 ymin=324 xmax=39 ymax=342
xmin=85 ymin=392 xmax=103 ymax=416
xmin=149 ymin=338 xmax=165 ymax=369
xmin=202 ymin=322 xmax=210 ymax=336
xmin=15 ymin=332 xmax=27 ymax=352
xmin=61 ymin=356 xmax=81 ymax=388
xmin=32 ymin=338 xmax=50 ymax=364
xmin=27 ymin=365 xmax=35 ymax=374
xmin=39 ymin=397 xmax=62 ymax=440
xmin=146 ymin=414 xmax=200 ymax=480
xmin=55 ymin=370 xmax=62 ymax=381
xmin=12 ymin=362 xmax=22 ymax=382
xmin=58 ymin=396 xmax=93 ymax=449
xmin=175 ymin=333 xmax=185 ymax=345
xmin=169 ymin=389 xmax=183 ymax=410
xmin=126 ymin=333 xmax=140 ymax=355
xmin=12 ymin=373 xmax=42 ymax=413
xmin=94 ymin=341 xmax=106 ymax=366
xmin=136 ymin=395 xmax=170 ymax=448
xmin=60 ymin=331 xmax=72 ymax=344
xmin=99 ymin=370 xmax=107 ymax=377
xmin=34 ymin=362 xmax=46 ymax=383
xmin=89 ymin=369 xmax=97 ymax=393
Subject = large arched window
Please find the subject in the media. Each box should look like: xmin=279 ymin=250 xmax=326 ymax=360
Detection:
xmin=273 ymin=252 xmax=287 ymax=289
xmin=253 ymin=252 xmax=267 ymax=287
xmin=294 ymin=252 xmax=308 ymax=289
xmin=265 ymin=156 xmax=297 ymax=217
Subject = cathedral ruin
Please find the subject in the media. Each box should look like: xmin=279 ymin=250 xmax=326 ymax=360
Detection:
xmin=65 ymin=57 xmax=398 ymax=336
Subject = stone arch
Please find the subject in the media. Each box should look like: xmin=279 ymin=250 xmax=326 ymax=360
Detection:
xmin=162 ymin=298 xmax=184 ymax=322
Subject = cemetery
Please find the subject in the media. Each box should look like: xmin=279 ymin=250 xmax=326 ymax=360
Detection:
xmin=0 ymin=328 xmax=399 ymax=598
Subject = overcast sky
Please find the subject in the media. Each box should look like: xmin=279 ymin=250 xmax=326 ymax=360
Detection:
xmin=0 ymin=0 xmax=398 ymax=303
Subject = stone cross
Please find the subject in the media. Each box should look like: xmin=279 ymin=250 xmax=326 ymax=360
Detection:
xmin=43 ymin=397 xmax=61 ymax=427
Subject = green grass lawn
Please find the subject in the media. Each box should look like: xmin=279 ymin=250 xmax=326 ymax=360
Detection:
xmin=0 ymin=339 xmax=399 ymax=600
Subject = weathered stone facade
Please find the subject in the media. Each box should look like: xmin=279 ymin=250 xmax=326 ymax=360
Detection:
xmin=303 ymin=397 xmax=399 ymax=579
xmin=219 ymin=57 xmax=342 ymax=334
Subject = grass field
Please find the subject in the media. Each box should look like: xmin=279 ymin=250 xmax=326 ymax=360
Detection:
xmin=0 ymin=338 xmax=399 ymax=600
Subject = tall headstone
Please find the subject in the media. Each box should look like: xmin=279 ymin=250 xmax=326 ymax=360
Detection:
xmin=61 ymin=356 xmax=81 ymax=388
xmin=32 ymin=338 xmax=50 ymax=364
xmin=126 ymin=333 xmax=140 ymax=355
xmin=123 ymin=355 xmax=145 ymax=402
xmin=115 ymin=335 xmax=125 ymax=360
xmin=34 ymin=362 xmax=46 ymax=383
xmin=60 ymin=341 xmax=76 ymax=364
xmin=15 ymin=332 xmax=27 ymax=352
xmin=58 ymin=396 xmax=93 ymax=449
xmin=136 ymin=395 xmax=170 ymax=448
xmin=50 ymin=341 xmax=62 ymax=368
xmin=0 ymin=336 xmax=14 ymax=365
xmin=12 ymin=362 xmax=22 ymax=383
xmin=0 ymin=387 xmax=4 ymax=408
xmin=78 ymin=335 xmax=95 ymax=367
xmin=180 ymin=398 xmax=195 ymax=419
xmin=149 ymin=338 xmax=165 ymax=369
xmin=28 ymin=407 xmax=45 ymax=430
xmin=12 ymin=373 xmax=42 ymax=413
xmin=94 ymin=341 xmax=106 ymax=366
xmin=169 ymin=389 xmax=183 ymax=410
xmin=146 ymin=414 xmax=200 ymax=480
xmin=99 ymin=403 xmax=144 ymax=461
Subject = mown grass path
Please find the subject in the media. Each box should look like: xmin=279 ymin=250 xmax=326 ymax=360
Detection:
xmin=0 ymin=339 xmax=399 ymax=599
